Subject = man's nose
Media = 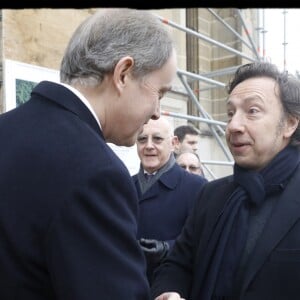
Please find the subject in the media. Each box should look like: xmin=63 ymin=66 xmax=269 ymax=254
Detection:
xmin=227 ymin=112 xmax=245 ymax=132
xmin=151 ymin=103 xmax=161 ymax=120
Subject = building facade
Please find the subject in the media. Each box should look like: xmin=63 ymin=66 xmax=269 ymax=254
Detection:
xmin=0 ymin=8 xmax=260 ymax=179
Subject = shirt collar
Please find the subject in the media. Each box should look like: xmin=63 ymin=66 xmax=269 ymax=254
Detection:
xmin=144 ymin=171 xmax=157 ymax=176
xmin=59 ymin=82 xmax=102 ymax=130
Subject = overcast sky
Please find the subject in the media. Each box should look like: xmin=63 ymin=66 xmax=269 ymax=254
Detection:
xmin=263 ymin=8 xmax=300 ymax=74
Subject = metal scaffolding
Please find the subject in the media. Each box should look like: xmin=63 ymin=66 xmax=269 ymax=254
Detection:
xmin=157 ymin=8 xmax=266 ymax=180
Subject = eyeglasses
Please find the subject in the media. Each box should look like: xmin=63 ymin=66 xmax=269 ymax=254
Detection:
xmin=136 ymin=135 xmax=168 ymax=145
xmin=179 ymin=164 xmax=201 ymax=172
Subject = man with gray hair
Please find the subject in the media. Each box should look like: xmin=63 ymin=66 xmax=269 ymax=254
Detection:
xmin=0 ymin=8 xmax=177 ymax=299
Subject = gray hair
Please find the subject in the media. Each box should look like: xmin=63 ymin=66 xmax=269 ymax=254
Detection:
xmin=60 ymin=8 xmax=175 ymax=86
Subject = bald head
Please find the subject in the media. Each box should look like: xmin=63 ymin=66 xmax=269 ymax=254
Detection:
xmin=144 ymin=117 xmax=174 ymax=136
xmin=136 ymin=117 xmax=175 ymax=173
xmin=176 ymin=150 xmax=204 ymax=176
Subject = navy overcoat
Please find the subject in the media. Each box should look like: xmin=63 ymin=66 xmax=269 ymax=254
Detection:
xmin=152 ymin=164 xmax=300 ymax=300
xmin=133 ymin=163 xmax=207 ymax=247
xmin=0 ymin=81 xmax=149 ymax=300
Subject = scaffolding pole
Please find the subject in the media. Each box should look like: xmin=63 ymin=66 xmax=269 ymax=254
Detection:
xmin=158 ymin=13 xmax=257 ymax=62
xmin=156 ymin=9 xmax=260 ymax=179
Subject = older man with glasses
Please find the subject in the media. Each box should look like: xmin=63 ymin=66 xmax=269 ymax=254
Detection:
xmin=132 ymin=117 xmax=207 ymax=286
xmin=175 ymin=150 xmax=205 ymax=177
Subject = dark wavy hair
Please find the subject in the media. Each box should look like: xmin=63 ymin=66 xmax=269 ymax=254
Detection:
xmin=227 ymin=62 xmax=300 ymax=147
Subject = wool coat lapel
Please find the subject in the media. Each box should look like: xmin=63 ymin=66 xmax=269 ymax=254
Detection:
xmin=138 ymin=166 xmax=181 ymax=202
xmin=241 ymin=164 xmax=300 ymax=295
xmin=191 ymin=177 xmax=236 ymax=299
xmin=32 ymin=81 xmax=103 ymax=137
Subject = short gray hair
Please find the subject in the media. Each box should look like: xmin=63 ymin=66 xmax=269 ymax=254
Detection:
xmin=60 ymin=8 xmax=175 ymax=86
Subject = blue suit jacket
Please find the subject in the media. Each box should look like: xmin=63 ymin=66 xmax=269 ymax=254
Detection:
xmin=133 ymin=163 xmax=207 ymax=246
xmin=133 ymin=163 xmax=207 ymax=284
xmin=152 ymin=164 xmax=300 ymax=300
xmin=0 ymin=81 xmax=149 ymax=299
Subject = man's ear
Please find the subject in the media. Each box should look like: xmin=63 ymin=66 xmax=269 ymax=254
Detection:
xmin=113 ymin=56 xmax=134 ymax=92
xmin=172 ymin=135 xmax=180 ymax=149
xmin=284 ymin=115 xmax=299 ymax=138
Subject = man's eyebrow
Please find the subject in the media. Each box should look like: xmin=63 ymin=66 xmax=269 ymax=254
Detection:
xmin=226 ymin=95 xmax=263 ymax=105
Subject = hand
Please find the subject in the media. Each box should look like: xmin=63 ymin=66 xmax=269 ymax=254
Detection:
xmin=139 ymin=238 xmax=170 ymax=264
xmin=155 ymin=292 xmax=185 ymax=300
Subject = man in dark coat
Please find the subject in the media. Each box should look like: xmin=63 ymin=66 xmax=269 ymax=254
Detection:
xmin=0 ymin=8 xmax=178 ymax=300
xmin=132 ymin=117 xmax=207 ymax=285
xmin=152 ymin=62 xmax=300 ymax=300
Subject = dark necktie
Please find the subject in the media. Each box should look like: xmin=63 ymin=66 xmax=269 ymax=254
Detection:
xmin=145 ymin=173 xmax=154 ymax=181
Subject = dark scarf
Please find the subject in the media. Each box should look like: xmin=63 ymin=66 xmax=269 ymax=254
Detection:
xmin=199 ymin=145 xmax=300 ymax=300
xmin=137 ymin=153 xmax=176 ymax=194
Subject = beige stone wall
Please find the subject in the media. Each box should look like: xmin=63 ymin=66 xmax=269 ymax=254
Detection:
xmin=2 ymin=9 xmax=95 ymax=70
xmin=1 ymin=8 xmax=186 ymax=113
xmin=1 ymin=9 xmax=97 ymax=112
xmin=0 ymin=8 xmax=258 ymax=179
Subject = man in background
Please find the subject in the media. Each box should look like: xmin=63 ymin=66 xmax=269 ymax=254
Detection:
xmin=132 ymin=117 xmax=207 ymax=285
xmin=176 ymin=150 xmax=205 ymax=177
xmin=173 ymin=124 xmax=200 ymax=157
xmin=0 ymin=8 xmax=177 ymax=300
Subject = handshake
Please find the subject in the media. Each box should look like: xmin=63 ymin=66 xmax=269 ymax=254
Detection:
xmin=139 ymin=238 xmax=170 ymax=265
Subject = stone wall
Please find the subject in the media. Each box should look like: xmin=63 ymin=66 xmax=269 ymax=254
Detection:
xmin=0 ymin=8 xmax=258 ymax=179
xmin=3 ymin=9 xmax=95 ymax=70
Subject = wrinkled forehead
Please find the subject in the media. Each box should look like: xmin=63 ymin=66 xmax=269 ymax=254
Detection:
xmin=227 ymin=77 xmax=280 ymax=105
xmin=141 ymin=119 xmax=173 ymax=136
